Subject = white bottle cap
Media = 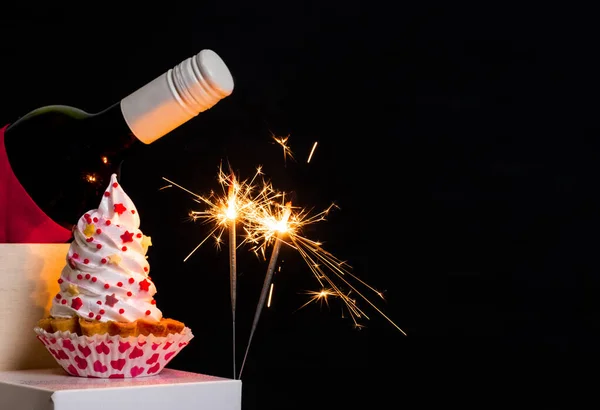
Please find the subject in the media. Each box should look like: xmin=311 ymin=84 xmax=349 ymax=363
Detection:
xmin=121 ymin=49 xmax=234 ymax=144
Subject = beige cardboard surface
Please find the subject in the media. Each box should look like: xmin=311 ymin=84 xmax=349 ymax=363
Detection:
xmin=0 ymin=244 xmax=68 ymax=371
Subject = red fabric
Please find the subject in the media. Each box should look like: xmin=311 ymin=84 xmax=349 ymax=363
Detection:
xmin=0 ymin=124 xmax=72 ymax=243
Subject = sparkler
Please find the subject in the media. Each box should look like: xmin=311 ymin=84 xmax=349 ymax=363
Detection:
xmin=238 ymin=200 xmax=291 ymax=378
xmin=237 ymin=192 xmax=407 ymax=378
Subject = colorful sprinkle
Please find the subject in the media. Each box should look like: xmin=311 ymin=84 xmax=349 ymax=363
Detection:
xmin=71 ymin=297 xmax=83 ymax=310
xmin=139 ymin=279 xmax=150 ymax=292
xmin=120 ymin=231 xmax=134 ymax=243
xmin=114 ymin=203 xmax=126 ymax=214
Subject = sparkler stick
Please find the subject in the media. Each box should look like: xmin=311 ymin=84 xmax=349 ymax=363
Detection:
xmin=226 ymin=179 xmax=238 ymax=379
xmin=238 ymin=201 xmax=292 ymax=379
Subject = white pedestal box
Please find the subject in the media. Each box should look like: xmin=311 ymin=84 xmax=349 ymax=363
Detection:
xmin=0 ymin=368 xmax=241 ymax=410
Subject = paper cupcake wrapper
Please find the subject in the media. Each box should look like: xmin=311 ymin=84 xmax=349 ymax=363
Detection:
xmin=34 ymin=326 xmax=194 ymax=378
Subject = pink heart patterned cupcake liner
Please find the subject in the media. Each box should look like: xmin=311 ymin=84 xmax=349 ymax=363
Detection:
xmin=34 ymin=326 xmax=194 ymax=378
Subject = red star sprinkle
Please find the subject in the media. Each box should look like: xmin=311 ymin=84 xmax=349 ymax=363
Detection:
xmin=71 ymin=297 xmax=83 ymax=310
xmin=139 ymin=279 xmax=150 ymax=292
xmin=114 ymin=203 xmax=127 ymax=215
xmin=120 ymin=231 xmax=134 ymax=243
xmin=105 ymin=294 xmax=118 ymax=307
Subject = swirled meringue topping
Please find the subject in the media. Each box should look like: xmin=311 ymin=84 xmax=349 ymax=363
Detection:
xmin=50 ymin=174 xmax=162 ymax=323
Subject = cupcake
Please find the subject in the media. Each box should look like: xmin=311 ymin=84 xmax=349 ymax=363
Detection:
xmin=34 ymin=174 xmax=193 ymax=378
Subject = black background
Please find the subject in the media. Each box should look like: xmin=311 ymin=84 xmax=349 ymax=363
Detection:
xmin=1 ymin=2 xmax=598 ymax=408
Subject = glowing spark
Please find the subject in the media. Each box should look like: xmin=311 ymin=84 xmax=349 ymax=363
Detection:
xmin=101 ymin=156 xmax=108 ymax=164
xmin=267 ymin=283 xmax=274 ymax=308
xmin=272 ymin=134 xmax=295 ymax=163
xmin=307 ymin=141 xmax=318 ymax=163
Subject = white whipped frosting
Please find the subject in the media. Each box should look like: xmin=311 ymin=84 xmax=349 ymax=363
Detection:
xmin=50 ymin=174 xmax=163 ymax=323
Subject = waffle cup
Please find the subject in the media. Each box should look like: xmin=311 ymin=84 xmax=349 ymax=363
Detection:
xmin=34 ymin=316 xmax=193 ymax=378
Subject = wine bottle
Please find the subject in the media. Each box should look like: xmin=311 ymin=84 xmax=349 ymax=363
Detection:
xmin=3 ymin=49 xmax=234 ymax=232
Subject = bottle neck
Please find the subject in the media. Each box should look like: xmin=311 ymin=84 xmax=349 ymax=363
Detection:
xmin=120 ymin=49 xmax=234 ymax=145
